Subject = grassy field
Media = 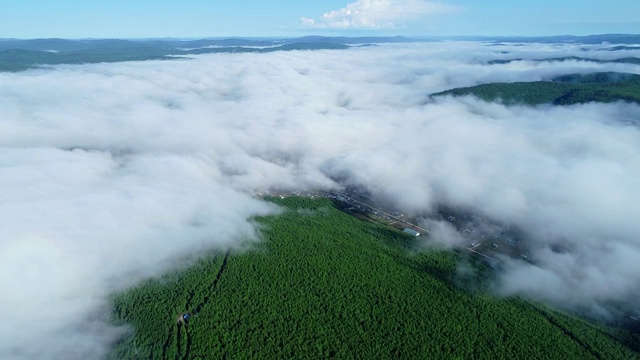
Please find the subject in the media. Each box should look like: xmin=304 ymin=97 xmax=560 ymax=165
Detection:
xmin=108 ymin=197 xmax=639 ymax=359
xmin=431 ymin=72 xmax=640 ymax=106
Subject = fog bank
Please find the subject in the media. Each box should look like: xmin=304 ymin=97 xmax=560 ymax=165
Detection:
xmin=1 ymin=41 xmax=639 ymax=358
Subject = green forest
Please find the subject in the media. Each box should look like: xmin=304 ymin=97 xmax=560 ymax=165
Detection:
xmin=0 ymin=43 xmax=348 ymax=72
xmin=431 ymin=72 xmax=640 ymax=105
xmin=109 ymin=197 xmax=640 ymax=359
xmin=487 ymin=56 xmax=640 ymax=65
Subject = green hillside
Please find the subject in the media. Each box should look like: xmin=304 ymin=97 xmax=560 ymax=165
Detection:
xmin=431 ymin=72 xmax=640 ymax=105
xmin=0 ymin=43 xmax=349 ymax=72
xmin=487 ymin=56 xmax=640 ymax=65
xmin=108 ymin=197 xmax=639 ymax=359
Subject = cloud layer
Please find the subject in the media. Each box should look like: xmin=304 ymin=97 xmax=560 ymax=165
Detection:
xmin=300 ymin=0 xmax=461 ymax=29
xmin=1 ymin=42 xmax=640 ymax=358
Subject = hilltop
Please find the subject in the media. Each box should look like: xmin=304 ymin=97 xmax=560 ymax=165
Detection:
xmin=431 ymin=72 xmax=640 ymax=106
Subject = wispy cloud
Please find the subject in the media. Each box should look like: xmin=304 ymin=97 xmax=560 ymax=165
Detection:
xmin=300 ymin=0 xmax=462 ymax=29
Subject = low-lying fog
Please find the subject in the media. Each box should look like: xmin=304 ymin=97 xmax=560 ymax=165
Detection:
xmin=1 ymin=41 xmax=639 ymax=359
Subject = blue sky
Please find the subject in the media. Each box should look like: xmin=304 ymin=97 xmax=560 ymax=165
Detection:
xmin=0 ymin=0 xmax=638 ymax=38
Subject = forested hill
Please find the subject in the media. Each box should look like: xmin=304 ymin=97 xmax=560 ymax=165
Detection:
xmin=0 ymin=43 xmax=349 ymax=72
xmin=0 ymin=36 xmax=422 ymax=72
xmin=487 ymin=56 xmax=640 ymax=65
xmin=431 ymin=72 xmax=640 ymax=105
xmin=108 ymin=197 xmax=640 ymax=359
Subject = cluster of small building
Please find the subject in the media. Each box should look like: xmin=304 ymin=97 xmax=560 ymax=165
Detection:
xmin=444 ymin=211 xmax=531 ymax=262
xmin=260 ymin=189 xmax=538 ymax=263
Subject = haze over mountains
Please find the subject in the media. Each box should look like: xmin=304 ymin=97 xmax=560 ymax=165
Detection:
xmin=1 ymin=36 xmax=639 ymax=359
xmin=2 ymin=34 xmax=640 ymax=72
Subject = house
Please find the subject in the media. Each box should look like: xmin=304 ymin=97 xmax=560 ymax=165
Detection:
xmin=403 ymin=228 xmax=420 ymax=237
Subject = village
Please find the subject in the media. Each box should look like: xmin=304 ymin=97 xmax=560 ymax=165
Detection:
xmin=261 ymin=187 xmax=532 ymax=268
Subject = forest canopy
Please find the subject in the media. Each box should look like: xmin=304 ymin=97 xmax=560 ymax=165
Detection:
xmin=431 ymin=72 xmax=640 ymax=105
xmin=109 ymin=197 xmax=640 ymax=359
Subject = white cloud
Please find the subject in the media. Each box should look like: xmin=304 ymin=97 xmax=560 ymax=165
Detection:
xmin=1 ymin=42 xmax=640 ymax=358
xmin=300 ymin=0 xmax=462 ymax=29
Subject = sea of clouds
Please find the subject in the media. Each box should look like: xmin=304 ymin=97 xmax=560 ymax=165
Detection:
xmin=1 ymin=41 xmax=639 ymax=359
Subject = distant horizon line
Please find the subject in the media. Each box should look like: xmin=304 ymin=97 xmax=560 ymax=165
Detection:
xmin=1 ymin=33 xmax=639 ymax=41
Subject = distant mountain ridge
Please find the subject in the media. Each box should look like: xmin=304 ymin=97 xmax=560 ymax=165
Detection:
xmin=1 ymin=34 xmax=639 ymax=72
xmin=0 ymin=36 xmax=413 ymax=53
xmin=463 ymin=34 xmax=640 ymax=44
xmin=0 ymin=41 xmax=351 ymax=72
xmin=1 ymin=33 xmax=639 ymax=52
